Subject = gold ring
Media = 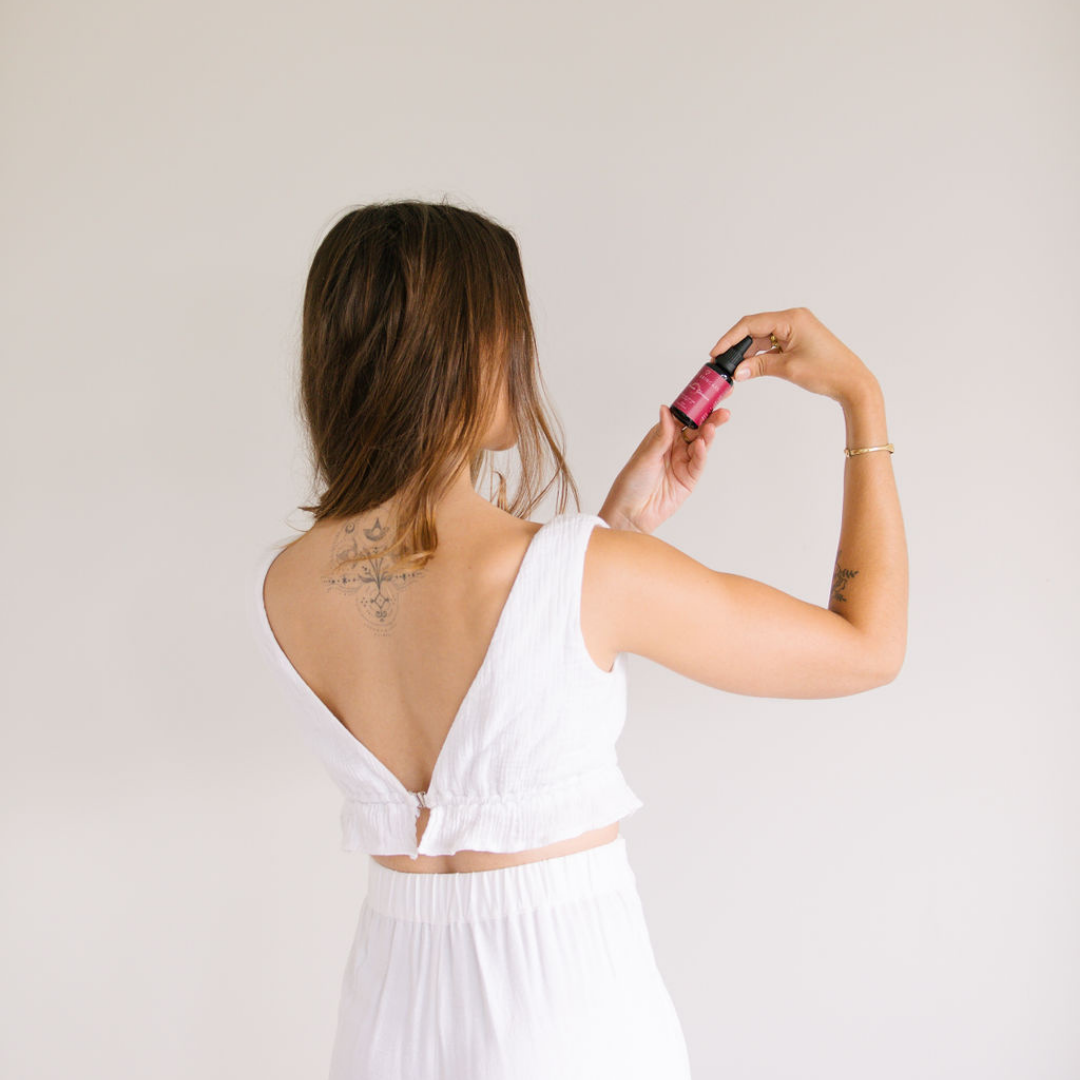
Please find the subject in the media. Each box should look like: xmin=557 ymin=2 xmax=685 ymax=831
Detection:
xmin=770 ymin=332 xmax=780 ymax=350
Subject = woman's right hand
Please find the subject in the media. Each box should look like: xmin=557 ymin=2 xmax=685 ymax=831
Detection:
xmin=711 ymin=307 xmax=878 ymax=405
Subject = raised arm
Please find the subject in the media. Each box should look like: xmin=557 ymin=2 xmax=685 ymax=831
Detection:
xmin=587 ymin=307 xmax=908 ymax=699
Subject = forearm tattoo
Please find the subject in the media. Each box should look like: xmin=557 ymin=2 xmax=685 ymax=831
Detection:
xmin=321 ymin=516 xmax=425 ymax=635
xmin=830 ymin=550 xmax=859 ymax=604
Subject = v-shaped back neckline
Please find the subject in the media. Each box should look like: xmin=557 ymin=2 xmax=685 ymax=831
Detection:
xmin=255 ymin=515 xmax=561 ymax=802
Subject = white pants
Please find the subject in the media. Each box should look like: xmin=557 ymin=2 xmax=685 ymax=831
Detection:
xmin=328 ymin=836 xmax=693 ymax=1079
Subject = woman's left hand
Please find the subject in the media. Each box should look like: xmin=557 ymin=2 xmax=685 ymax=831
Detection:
xmin=598 ymin=403 xmax=731 ymax=535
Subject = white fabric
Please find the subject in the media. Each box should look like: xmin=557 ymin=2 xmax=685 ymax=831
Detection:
xmin=329 ymin=836 xmax=693 ymax=1079
xmin=249 ymin=511 xmax=645 ymax=860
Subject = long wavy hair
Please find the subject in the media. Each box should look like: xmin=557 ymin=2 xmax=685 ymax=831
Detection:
xmin=294 ymin=198 xmax=580 ymax=573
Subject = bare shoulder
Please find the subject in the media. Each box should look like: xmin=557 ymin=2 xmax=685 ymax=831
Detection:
xmin=583 ymin=524 xmax=717 ymax=659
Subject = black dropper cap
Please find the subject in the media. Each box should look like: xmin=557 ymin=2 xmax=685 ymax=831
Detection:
xmin=710 ymin=334 xmax=754 ymax=379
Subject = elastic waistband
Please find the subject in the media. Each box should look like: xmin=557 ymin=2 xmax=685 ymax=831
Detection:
xmin=364 ymin=837 xmax=637 ymax=924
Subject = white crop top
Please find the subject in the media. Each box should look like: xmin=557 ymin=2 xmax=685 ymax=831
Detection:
xmin=249 ymin=511 xmax=643 ymax=860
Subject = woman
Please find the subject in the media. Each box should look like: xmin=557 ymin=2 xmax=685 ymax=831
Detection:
xmin=251 ymin=199 xmax=908 ymax=1078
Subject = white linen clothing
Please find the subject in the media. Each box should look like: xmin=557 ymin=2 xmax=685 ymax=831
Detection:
xmin=250 ymin=511 xmax=644 ymax=859
xmin=329 ymin=837 xmax=693 ymax=1079
xmin=249 ymin=511 xmax=692 ymax=1075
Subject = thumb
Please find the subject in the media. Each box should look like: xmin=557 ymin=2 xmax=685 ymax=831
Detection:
xmin=733 ymin=349 xmax=776 ymax=382
xmin=658 ymin=403 xmax=678 ymax=441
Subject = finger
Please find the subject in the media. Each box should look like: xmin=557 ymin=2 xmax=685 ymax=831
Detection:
xmin=660 ymin=405 xmax=693 ymax=460
xmin=673 ymin=424 xmax=699 ymax=474
xmin=710 ymin=310 xmax=797 ymax=361
xmin=703 ymin=404 xmax=732 ymax=441
xmin=685 ymin=425 xmax=708 ymax=479
xmin=686 ymin=438 xmax=704 ymax=481
xmin=671 ymin=405 xmax=698 ymax=445
xmin=686 ymin=413 xmax=714 ymax=454
xmin=658 ymin=403 xmax=680 ymax=447
xmin=680 ymin=406 xmax=723 ymax=442
xmin=732 ymin=348 xmax=775 ymax=381
xmin=697 ymin=412 xmax=724 ymax=448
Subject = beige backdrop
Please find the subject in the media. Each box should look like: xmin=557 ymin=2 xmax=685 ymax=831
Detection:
xmin=3 ymin=0 xmax=1077 ymax=1076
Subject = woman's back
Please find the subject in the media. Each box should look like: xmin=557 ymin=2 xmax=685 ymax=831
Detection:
xmin=260 ymin=502 xmax=586 ymax=795
xmin=255 ymin=498 xmax=645 ymax=872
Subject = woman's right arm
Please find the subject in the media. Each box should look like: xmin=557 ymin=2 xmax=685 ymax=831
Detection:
xmin=586 ymin=308 xmax=908 ymax=699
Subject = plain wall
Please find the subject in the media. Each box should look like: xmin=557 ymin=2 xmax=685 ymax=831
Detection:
xmin=2 ymin=0 xmax=1077 ymax=1076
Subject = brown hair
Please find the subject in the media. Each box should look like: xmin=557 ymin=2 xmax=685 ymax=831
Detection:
xmin=294 ymin=198 xmax=580 ymax=572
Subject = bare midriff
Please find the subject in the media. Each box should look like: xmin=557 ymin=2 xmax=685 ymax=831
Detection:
xmin=370 ymin=819 xmax=620 ymax=874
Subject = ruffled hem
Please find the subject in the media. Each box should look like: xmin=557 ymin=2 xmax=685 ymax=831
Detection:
xmin=339 ymin=764 xmax=644 ymax=860
xmin=339 ymin=799 xmax=420 ymax=855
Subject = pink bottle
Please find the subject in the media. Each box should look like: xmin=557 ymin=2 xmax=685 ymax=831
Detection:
xmin=670 ymin=334 xmax=753 ymax=429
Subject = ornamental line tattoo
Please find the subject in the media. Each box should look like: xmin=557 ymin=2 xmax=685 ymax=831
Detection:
xmin=321 ymin=517 xmax=425 ymax=635
xmin=830 ymin=549 xmax=859 ymax=604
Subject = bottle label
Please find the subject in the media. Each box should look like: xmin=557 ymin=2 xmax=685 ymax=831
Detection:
xmin=672 ymin=364 xmax=732 ymax=425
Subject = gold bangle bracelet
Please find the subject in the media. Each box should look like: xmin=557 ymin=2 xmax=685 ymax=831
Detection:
xmin=844 ymin=443 xmax=894 ymax=457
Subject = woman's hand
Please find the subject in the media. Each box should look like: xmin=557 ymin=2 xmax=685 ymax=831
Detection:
xmin=598 ymin=306 xmax=877 ymax=534
xmin=716 ymin=306 xmax=878 ymax=405
xmin=598 ymin=402 xmax=731 ymax=535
